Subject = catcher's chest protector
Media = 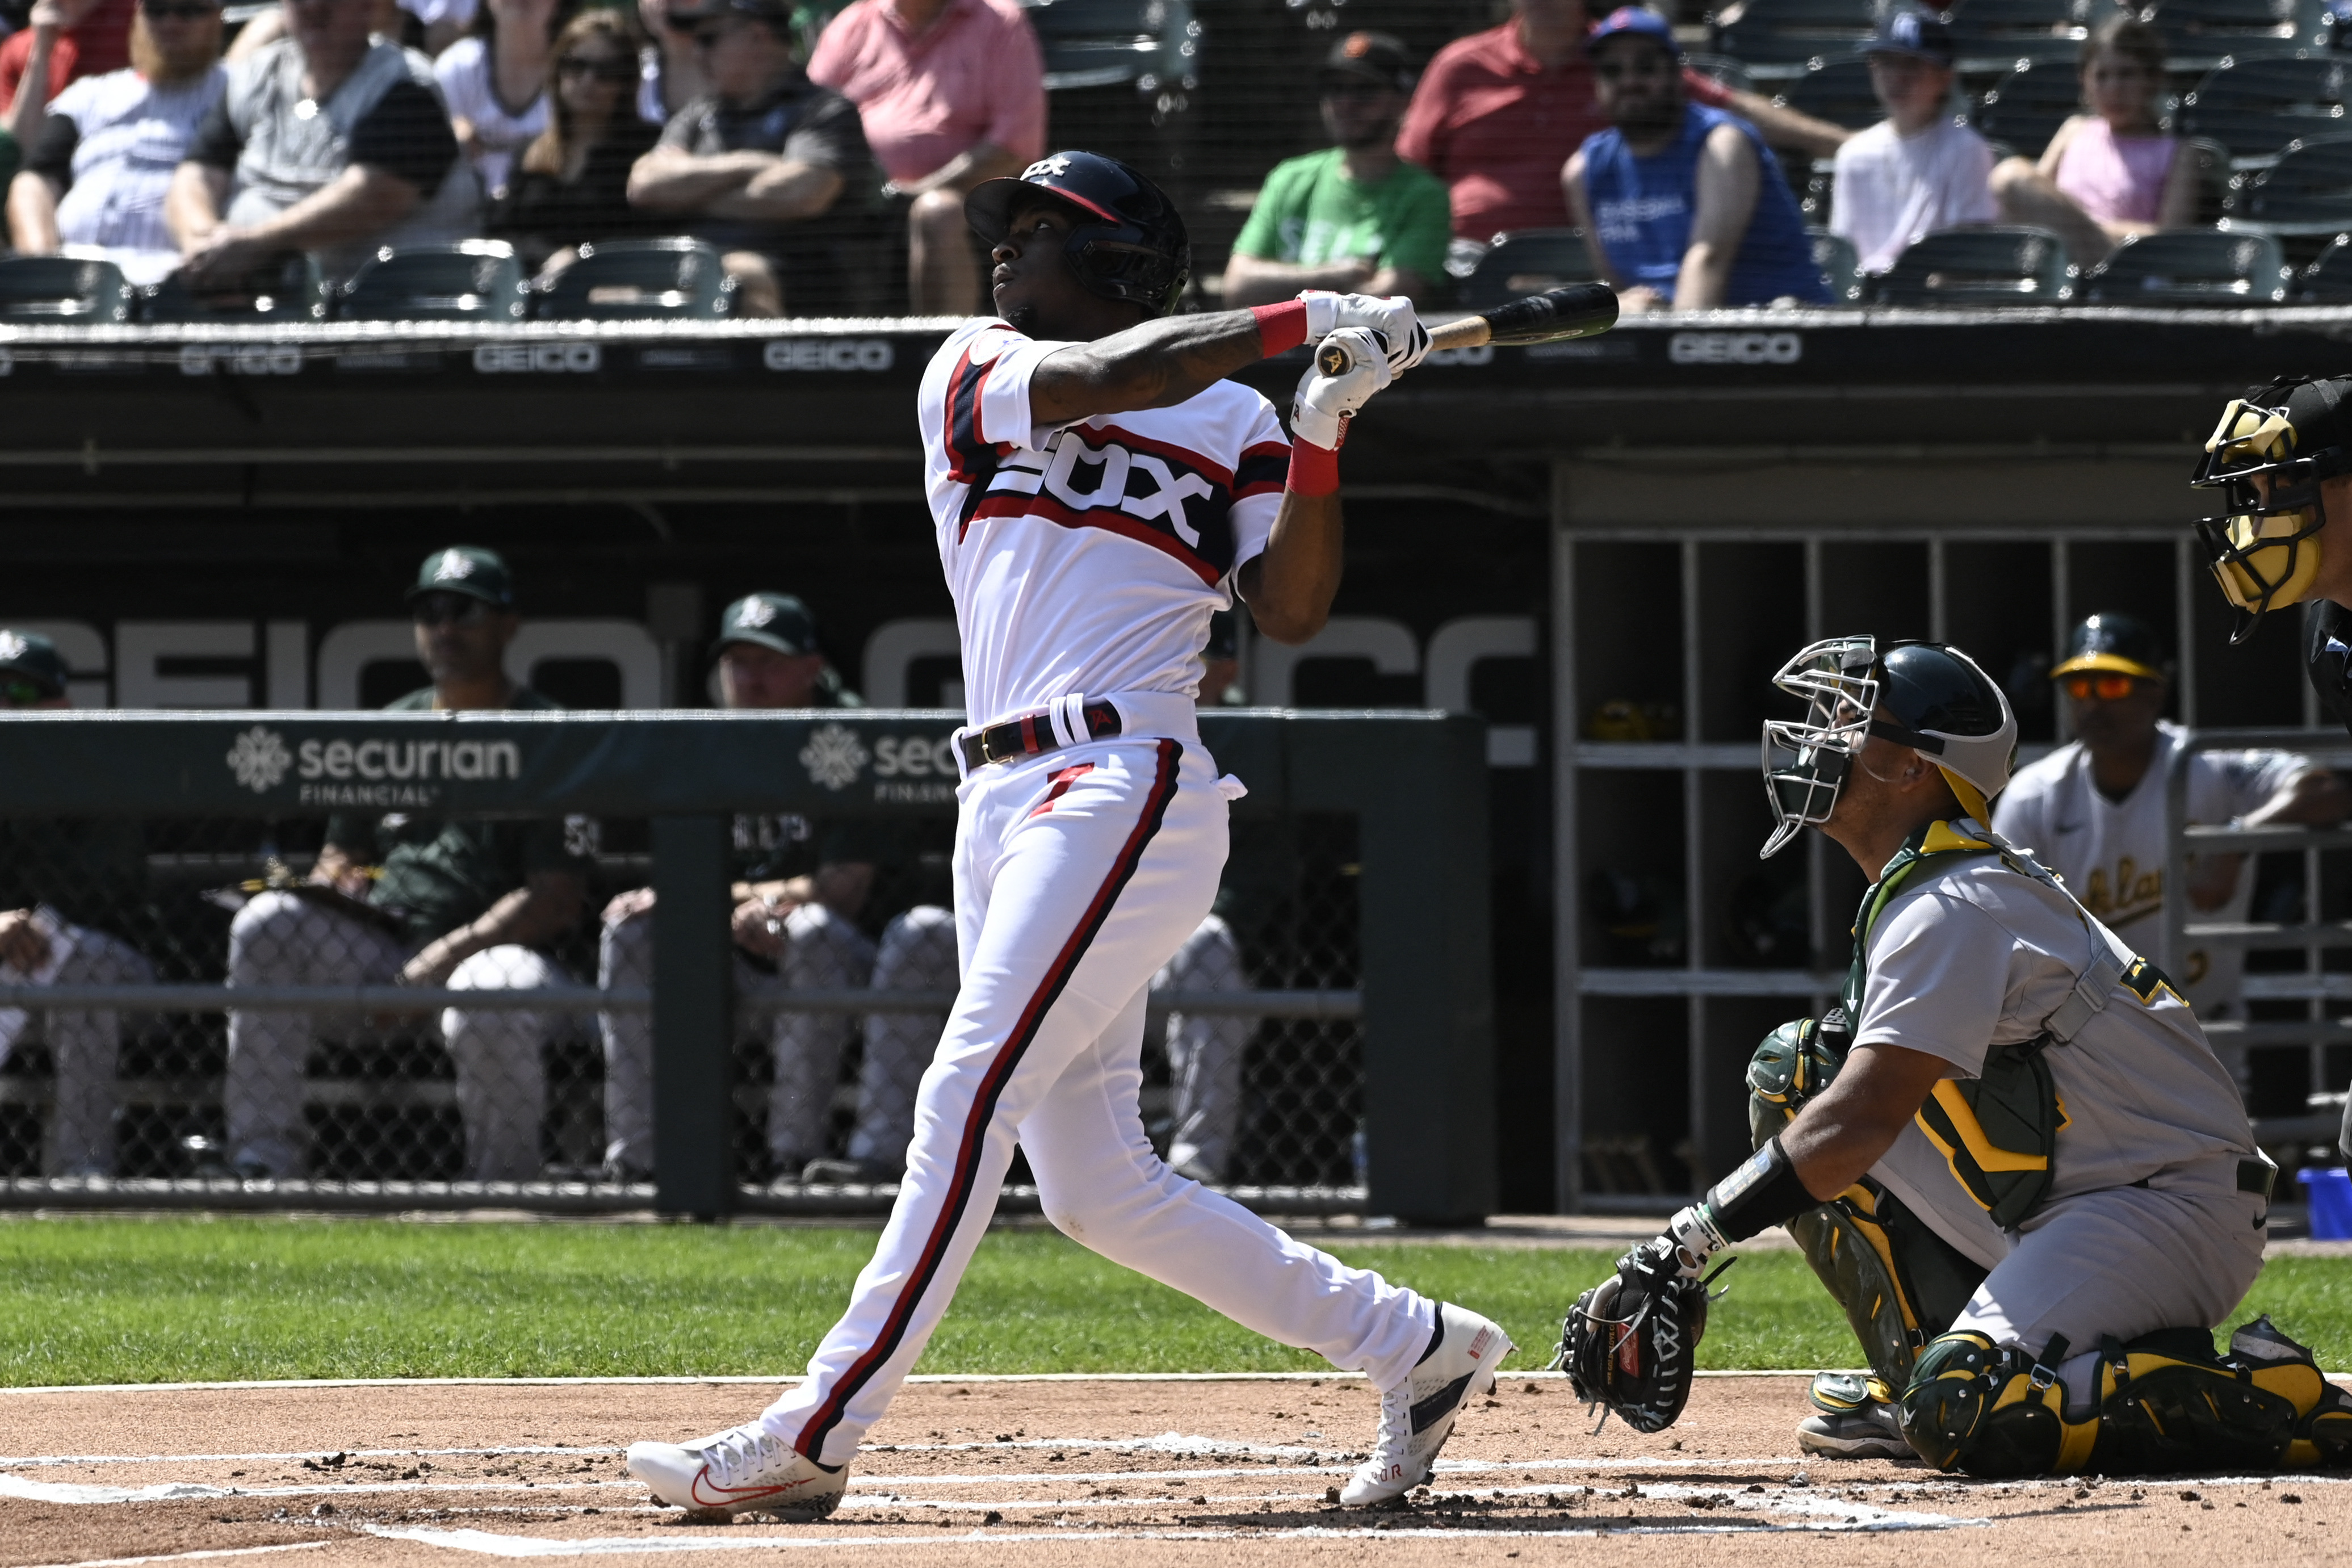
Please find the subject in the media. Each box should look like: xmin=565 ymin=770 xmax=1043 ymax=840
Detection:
xmin=1847 ymin=820 xmax=2159 ymax=1230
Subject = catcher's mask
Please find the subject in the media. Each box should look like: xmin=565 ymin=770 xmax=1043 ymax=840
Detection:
xmin=2190 ymin=376 xmax=2352 ymax=643
xmin=1760 ymin=636 xmax=2018 ymax=859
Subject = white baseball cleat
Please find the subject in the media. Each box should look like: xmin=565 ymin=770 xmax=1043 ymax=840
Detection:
xmin=1340 ymin=1302 xmax=1513 ymax=1507
xmin=627 ymin=1423 xmax=848 ymax=1520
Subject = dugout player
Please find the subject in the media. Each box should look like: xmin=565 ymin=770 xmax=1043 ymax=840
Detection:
xmin=1559 ymin=636 xmax=2352 ymax=1477
xmin=627 ymin=150 xmax=1511 ymax=1518
xmin=2191 ymin=375 xmax=2352 ymax=1162
xmin=1994 ymin=612 xmax=2346 ymax=1034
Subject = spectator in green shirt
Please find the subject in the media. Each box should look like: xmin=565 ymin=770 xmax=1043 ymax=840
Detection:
xmin=223 ymin=545 xmax=594 ymax=1181
xmin=1222 ymin=32 xmax=1450 ymax=308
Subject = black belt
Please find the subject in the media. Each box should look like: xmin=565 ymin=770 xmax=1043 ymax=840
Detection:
xmin=2126 ymin=1158 xmax=2275 ymax=1198
xmin=955 ymin=700 xmax=1123 ymax=771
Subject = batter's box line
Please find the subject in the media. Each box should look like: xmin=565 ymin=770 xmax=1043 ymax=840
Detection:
xmin=15 ymin=1545 xmax=330 ymax=1568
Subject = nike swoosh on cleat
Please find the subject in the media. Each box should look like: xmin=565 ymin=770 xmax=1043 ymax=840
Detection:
xmin=1410 ymin=1371 xmax=1475 ymax=1433
xmin=688 ymin=1470 xmax=820 ymax=1507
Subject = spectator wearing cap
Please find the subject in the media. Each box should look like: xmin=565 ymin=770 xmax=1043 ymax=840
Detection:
xmin=1397 ymin=0 xmax=1849 ymax=259
xmin=2 ymin=0 xmax=137 ymax=149
xmin=1563 ymin=8 xmax=1827 ymax=312
xmin=6 ymin=0 xmax=225 ymax=284
xmin=1222 ymin=32 xmax=1450 ymax=308
xmin=804 ymin=0 xmax=1042 ymax=315
xmin=0 ymin=630 xmax=155 ymax=1178
xmin=1827 ymin=10 xmax=1997 ymax=275
xmin=626 ymin=0 xmax=874 ymax=317
xmin=165 ymin=0 xmax=477 ymax=288
xmin=1994 ymin=612 xmax=2349 ymax=1039
xmin=223 ymin=547 xmax=593 ymax=1181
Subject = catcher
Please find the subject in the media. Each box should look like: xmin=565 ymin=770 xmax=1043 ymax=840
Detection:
xmin=1559 ymin=636 xmax=2352 ymax=1477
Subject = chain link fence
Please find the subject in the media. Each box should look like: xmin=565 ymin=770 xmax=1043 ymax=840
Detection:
xmin=0 ymin=804 xmax=1366 ymax=1208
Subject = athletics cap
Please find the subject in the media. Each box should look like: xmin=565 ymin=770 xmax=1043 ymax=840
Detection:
xmin=715 ymin=592 xmax=821 ymax=658
xmin=408 ymin=545 xmax=517 ymax=607
xmin=1585 ymin=6 xmax=1679 ymax=54
xmin=0 ymin=628 xmax=69 ymax=699
xmin=2050 ymin=611 xmax=2167 ymax=681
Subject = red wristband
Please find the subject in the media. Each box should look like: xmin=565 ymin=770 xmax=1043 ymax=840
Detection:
xmin=1286 ymin=438 xmax=1339 ymax=496
xmin=1251 ymin=300 xmax=1309 ymax=357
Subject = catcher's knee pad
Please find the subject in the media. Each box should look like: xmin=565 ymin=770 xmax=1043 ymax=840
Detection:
xmin=1901 ymin=1323 xmax=2326 ymax=1478
xmin=1746 ymin=1016 xmax=1843 ymax=1147
xmin=1787 ymin=1180 xmax=1990 ymax=1392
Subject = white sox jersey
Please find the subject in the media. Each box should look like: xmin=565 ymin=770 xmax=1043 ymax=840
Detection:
xmin=917 ymin=318 xmax=1289 ymax=729
xmin=1993 ymin=722 xmax=2309 ymax=1018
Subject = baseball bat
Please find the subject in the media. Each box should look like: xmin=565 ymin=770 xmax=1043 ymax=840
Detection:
xmin=1314 ymin=283 xmax=1620 ymax=377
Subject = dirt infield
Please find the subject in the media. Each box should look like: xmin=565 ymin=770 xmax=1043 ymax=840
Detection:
xmin=3 ymin=1374 xmax=2346 ymax=1567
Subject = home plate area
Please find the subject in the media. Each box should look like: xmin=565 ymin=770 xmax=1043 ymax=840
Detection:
xmin=3 ymin=1377 xmax=2347 ymax=1567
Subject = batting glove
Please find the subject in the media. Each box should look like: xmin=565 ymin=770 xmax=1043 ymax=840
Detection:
xmin=1290 ymin=328 xmax=1391 ymax=451
xmin=1298 ymin=291 xmax=1430 ymax=374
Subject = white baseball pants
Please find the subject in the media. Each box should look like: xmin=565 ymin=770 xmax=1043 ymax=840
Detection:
xmin=759 ymin=736 xmax=1435 ymax=1465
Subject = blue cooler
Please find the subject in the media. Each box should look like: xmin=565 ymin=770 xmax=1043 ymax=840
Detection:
xmin=2298 ymin=1167 xmax=2352 ymax=1240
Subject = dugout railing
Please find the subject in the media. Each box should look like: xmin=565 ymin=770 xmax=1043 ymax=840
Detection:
xmin=2164 ymin=726 xmax=2352 ymax=1163
xmin=0 ymin=708 xmax=1493 ymax=1225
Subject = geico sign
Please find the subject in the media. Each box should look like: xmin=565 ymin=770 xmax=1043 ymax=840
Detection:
xmin=1668 ymin=332 xmax=1802 ymax=366
xmin=180 ymin=344 xmax=303 ymax=376
xmin=473 ymin=342 xmax=602 ymax=374
xmin=764 ymin=338 xmax=896 ymax=372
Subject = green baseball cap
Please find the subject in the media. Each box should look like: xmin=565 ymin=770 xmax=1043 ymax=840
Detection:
xmin=0 ymin=628 xmax=69 ymax=698
xmin=714 ymin=592 xmax=820 ymax=657
xmin=407 ymin=544 xmax=517 ymax=607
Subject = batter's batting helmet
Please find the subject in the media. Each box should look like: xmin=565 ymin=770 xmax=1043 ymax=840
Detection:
xmin=966 ymin=151 xmax=1192 ymax=317
xmin=1760 ymin=637 xmax=2017 ymax=858
xmin=2191 ymin=375 xmax=2352 ymax=643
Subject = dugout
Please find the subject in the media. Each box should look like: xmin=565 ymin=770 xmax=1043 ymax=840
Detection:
xmin=0 ymin=304 xmax=2342 ymax=1215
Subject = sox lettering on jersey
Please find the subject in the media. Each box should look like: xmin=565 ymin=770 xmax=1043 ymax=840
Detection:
xmin=971 ymin=426 xmax=1284 ymax=585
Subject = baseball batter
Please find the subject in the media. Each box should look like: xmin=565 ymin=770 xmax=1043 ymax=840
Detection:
xmin=1557 ymin=637 xmax=2351 ymax=1477
xmin=627 ymin=150 xmax=1510 ymax=1519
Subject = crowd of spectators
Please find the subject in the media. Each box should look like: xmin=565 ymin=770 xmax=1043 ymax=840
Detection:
xmin=0 ymin=0 xmax=2287 ymax=315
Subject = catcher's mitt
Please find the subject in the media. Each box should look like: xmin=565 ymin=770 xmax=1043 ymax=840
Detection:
xmin=1553 ymin=1239 xmax=1733 ymax=1433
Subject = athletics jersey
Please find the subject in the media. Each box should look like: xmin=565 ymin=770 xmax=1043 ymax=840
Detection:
xmin=917 ymin=317 xmax=1288 ymax=730
xmin=1993 ymin=722 xmax=2308 ymax=1020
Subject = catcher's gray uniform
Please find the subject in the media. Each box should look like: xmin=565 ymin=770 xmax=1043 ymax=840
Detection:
xmin=1851 ymin=822 xmax=2267 ymax=1393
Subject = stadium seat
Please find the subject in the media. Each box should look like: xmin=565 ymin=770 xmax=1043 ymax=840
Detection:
xmin=2293 ymin=228 xmax=2352 ymax=295
xmin=2220 ymin=129 xmax=2352 ymax=238
xmin=1868 ymin=225 xmax=2077 ymax=303
xmin=1972 ymin=59 xmax=2093 ymax=158
xmin=1459 ymin=229 xmax=1599 ymax=309
xmin=1781 ymin=57 xmax=1888 ymax=131
xmin=1809 ymin=228 xmax=1863 ymax=303
xmin=2174 ymin=53 xmax=2350 ymax=167
xmin=137 ymin=253 xmax=328 ymax=322
xmin=2149 ymin=0 xmax=2327 ymax=74
xmin=1945 ymin=0 xmax=2087 ymax=72
xmin=1026 ymin=0 xmax=1198 ymax=94
xmin=337 ymin=240 xmax=529 ymax=322
xmin=1708 ymin=0 xmax=1877 ymax=81
xmin=533 ymin=237 xmax=736 ymax=320
xmin=2080 ymin=228 xmax=2289 ymax=301
xmin=0 ymin=256 xmax=134 ymax=323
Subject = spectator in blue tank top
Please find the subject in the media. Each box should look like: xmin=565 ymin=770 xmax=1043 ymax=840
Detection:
xmin=1561 ymin=7 xmax=1827 ymax=312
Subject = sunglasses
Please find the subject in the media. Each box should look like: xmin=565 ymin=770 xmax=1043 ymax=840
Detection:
xmin=1593 ymin=55 xmax=1672 ymax=81
xmin=413 ymin=596 xmax=493 ymax=627
xmin=689 ymin=23 xmax=730 ymax=47
xmin=2 ymin=680 xmax=59 ymax=705
xmin=559 ymin=54 xmax=636 ymax=80
xmin=141 ymin=1 xmax=217 ymax=16
xmin=2063 ymin=673 xmax=2140 ymax=702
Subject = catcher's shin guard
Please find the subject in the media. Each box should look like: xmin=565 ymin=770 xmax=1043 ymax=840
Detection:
xmin=1900 ymin=1318 xmax=2350 ymax=1478
xmin=1784 ymin=1181 xmax=1987 ymax=1393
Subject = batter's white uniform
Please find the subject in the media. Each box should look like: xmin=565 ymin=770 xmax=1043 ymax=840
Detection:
xmin=1994 ymin=722 xmax=2309 ymax=1021
xmin=757 ymin=319 xmax=1437 ymax=1465
xmin=1852 ymin=822 xmax=2266 ymax=1396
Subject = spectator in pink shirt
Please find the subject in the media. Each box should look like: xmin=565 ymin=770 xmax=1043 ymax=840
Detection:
xmin=806 ymin=0 xmax=1042 ymax=313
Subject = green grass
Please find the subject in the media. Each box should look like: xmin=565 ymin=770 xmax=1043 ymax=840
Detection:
xmin=3 ymin=1216 xmax=2351 ymax=1386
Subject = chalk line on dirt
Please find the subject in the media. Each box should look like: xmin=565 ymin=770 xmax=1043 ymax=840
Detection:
xmin=15 ymin=1544 xmax=329 ymax=1568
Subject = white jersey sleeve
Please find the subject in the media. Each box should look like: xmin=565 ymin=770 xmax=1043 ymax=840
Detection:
xmin=1989 ymin=768 xmax=2055 ymax=862
xmin=920 ymin=318 xmax=1082 ymax=466
xmin=1852 ymin=890 xmax=2018 ymax=1078
xmin=1227 ymin=395 xmax=1288 ymax=577
xmin=2191 ymin=748 xmax=2314 ymax=823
